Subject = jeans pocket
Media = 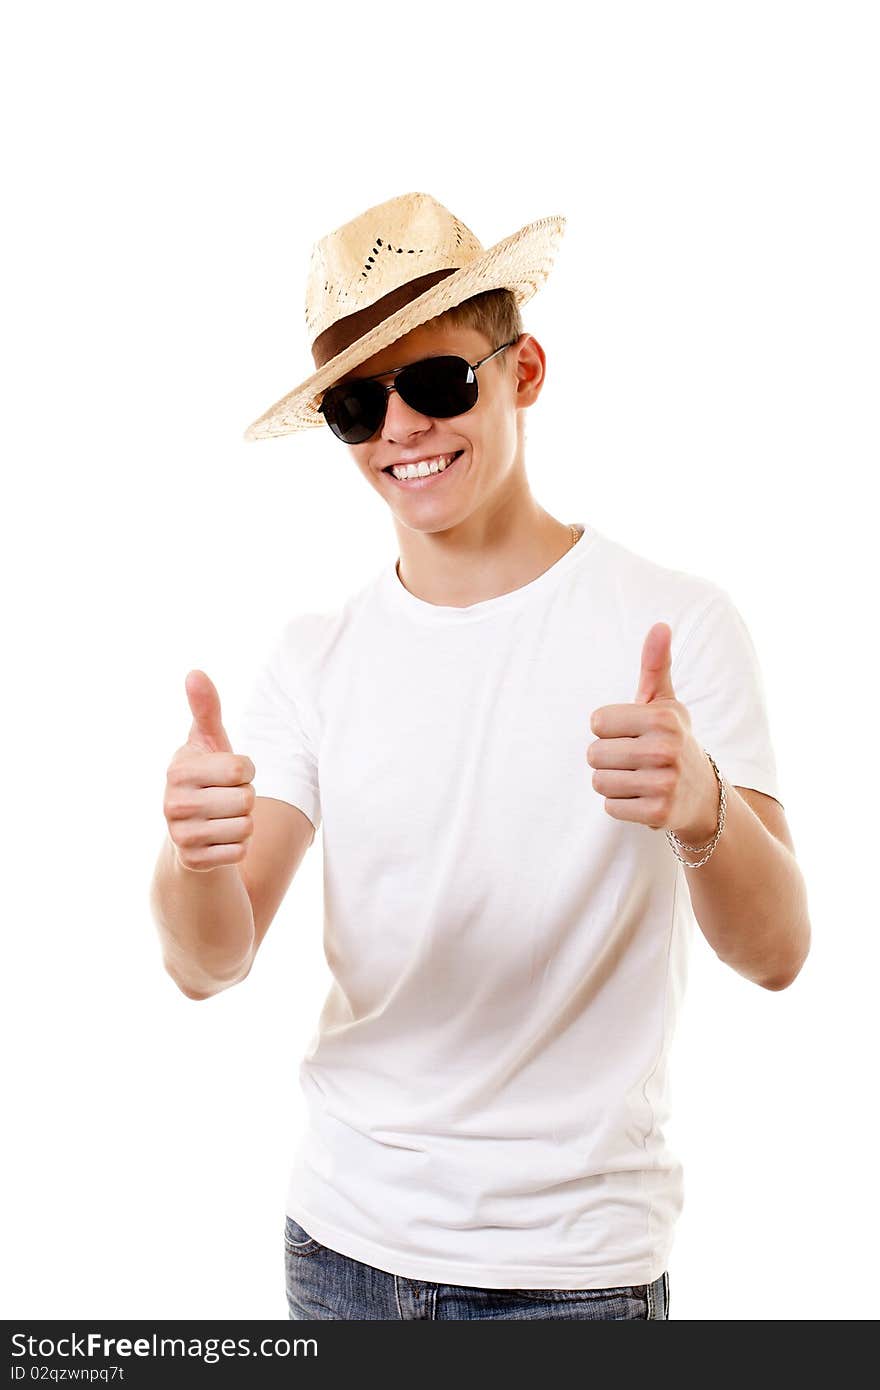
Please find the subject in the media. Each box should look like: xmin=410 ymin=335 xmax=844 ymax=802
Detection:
xmin=284 ymin=1214 xmax=324 ymax=1257
xmin=493 ymin=1285 xmax=648 ymax=1320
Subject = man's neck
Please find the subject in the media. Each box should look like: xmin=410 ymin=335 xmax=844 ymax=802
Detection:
xmin=394 ymin=507 xmax=578 ymax=609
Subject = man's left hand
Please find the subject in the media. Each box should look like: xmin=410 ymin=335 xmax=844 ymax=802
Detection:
xmin=587 ymin=622 xmax=719 ymax=839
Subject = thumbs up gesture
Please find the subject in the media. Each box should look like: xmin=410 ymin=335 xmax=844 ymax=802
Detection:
xmin=586 ymin=622 xmax=719 ymax=839
xmin=163 ymin=671 xmax=256 ymax=871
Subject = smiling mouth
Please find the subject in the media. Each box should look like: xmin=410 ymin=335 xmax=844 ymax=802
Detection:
xmin=383 ymin=450 xmax=465 ymax=484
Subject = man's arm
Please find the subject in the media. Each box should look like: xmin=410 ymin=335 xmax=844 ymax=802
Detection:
xmin=150 ymin=797 xmax=316 ymax=1000
xmin=679 ymin=785 xmax=811 ymax=991
xmin=150 ymin=836 xmax=256 ymax=1000
xmin=588 ymin=619 xmax=812 ymax=993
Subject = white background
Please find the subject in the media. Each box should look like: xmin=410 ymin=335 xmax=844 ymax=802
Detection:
xmin=3 ymin=0 xmax=876 ymax=1321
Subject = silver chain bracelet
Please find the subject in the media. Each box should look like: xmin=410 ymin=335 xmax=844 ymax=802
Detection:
xmin=665 ymin=750 xmax=727 ymax=868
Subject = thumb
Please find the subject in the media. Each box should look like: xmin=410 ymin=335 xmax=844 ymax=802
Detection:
xmin=634 ymin=622 xmax=676 ymax=704
xmin=185 ymin=670 xmax=233 ymax=753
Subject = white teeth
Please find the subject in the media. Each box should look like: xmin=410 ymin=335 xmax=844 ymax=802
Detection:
xmin=390 ymin=453 xmax=457 ymax=481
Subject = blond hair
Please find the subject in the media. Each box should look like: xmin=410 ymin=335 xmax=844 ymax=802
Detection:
xmin=429 ymin=288 xmax=523 ymax=374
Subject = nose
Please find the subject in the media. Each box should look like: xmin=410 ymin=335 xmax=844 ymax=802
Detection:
xmin=380 ymin=382 xmax=434 ymax=441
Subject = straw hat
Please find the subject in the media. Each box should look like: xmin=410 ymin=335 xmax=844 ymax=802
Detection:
xmin=243 ymin=191 xmax=567 ymax=441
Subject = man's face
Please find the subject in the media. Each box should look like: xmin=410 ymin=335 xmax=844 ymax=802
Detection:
xmin=334 ymin=320 xmax=530 ymax=531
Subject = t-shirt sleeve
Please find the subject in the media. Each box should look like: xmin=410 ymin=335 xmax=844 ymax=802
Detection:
xmin=234 ymin=622 xmax=322 ymax=833
xmin=671 ymin=589 xmax=783 ymax=809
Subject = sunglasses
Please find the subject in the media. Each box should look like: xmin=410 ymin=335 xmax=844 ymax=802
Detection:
xmin=316 ymin=337 xmax=520 ymax=445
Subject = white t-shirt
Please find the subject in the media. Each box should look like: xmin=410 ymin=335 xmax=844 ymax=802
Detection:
xmin=234 ymin=522 xmax=780 ymax=1290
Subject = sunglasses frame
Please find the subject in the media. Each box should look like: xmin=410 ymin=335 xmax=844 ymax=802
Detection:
xmin=317 ymin=336 xmax=521 ymax=443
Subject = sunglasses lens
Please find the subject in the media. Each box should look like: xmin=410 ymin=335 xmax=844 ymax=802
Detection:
xmin=398 ymin=355 xmax=478 ymax=418
xmin=321 ymin=380 xmax=386 ymax=444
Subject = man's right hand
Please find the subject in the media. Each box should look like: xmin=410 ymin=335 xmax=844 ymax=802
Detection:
xmin=163 ymin=671 xmax=256 ymax=872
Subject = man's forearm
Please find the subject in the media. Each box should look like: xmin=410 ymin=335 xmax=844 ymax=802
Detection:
xmin=150 ymin=837 xmax=255 ymax=999
xmin=679 ymin=786 xmax=811 ymax=990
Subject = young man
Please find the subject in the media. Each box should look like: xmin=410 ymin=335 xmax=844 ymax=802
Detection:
xmin=151 ymin=192 xmax=811 ymax=1321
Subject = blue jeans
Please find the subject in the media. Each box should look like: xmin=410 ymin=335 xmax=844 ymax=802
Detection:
xmin=284 ymin=1215 xmax=670 ymax=1320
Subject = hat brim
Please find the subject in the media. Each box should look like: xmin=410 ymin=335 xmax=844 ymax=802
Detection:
xmin=243 ymin=213 xmax=566 ymax=442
